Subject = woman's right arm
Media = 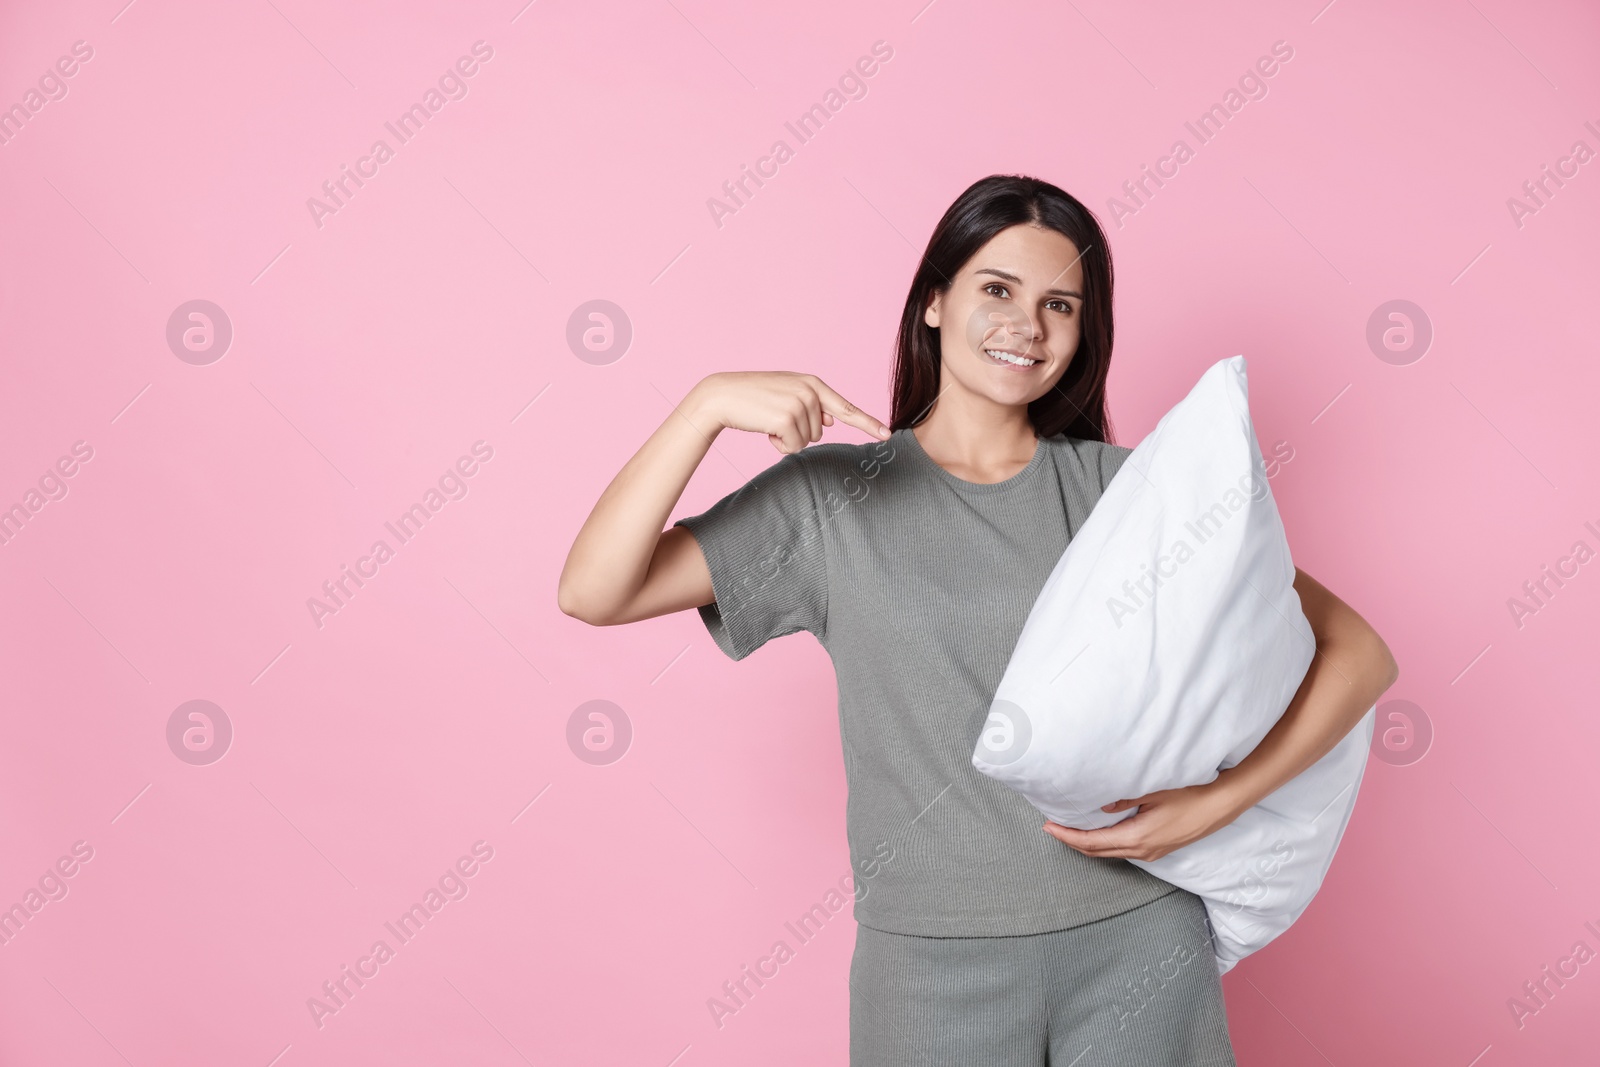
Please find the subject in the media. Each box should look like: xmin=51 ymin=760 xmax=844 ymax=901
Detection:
xmin=556 ymin=371 xmax=891 ymax=626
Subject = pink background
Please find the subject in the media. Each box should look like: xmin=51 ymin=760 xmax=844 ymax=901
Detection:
xmin=2 ymin=0 xmax=1598 ymax=1063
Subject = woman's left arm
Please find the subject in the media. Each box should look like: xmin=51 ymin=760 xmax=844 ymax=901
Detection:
xmin=1044 ymin=567 xmax=1401 ymax=862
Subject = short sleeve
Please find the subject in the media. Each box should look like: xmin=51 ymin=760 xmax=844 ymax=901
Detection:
xmin=673 ymin=451 xmax=829 ymax=661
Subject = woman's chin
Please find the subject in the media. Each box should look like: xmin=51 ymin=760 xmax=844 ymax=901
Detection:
xmin=979 ymin=383 xmax=1050 ymax=409
xmin=981 ymin=369 xmax=1061 ymax=406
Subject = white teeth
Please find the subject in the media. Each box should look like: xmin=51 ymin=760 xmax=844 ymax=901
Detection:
xmin=985 ymin=349 xmax=1039 ymax=366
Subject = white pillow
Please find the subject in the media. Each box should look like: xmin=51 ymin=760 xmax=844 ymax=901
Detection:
xmin=972 ymin=355 xmax=1375 ymax=975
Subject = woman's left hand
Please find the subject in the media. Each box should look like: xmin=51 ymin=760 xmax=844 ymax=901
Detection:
xmin=1042 ymin=781 xmax=1242 ymax=862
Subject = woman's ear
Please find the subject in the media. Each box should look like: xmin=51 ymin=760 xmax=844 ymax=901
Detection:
xmin=924 ymin=290 xmax=942 ymax=329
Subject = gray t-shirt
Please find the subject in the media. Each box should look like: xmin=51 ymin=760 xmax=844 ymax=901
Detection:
xmin=674 ymin=426 xmax=1179 ymax=937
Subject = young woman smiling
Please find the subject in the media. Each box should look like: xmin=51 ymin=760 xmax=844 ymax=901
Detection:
xmin=559 ymin=174 xmax=1397 ymax=1066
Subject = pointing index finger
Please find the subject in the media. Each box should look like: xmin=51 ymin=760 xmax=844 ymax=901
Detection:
xmin=812 ymin=380 xmax=892 ymax=440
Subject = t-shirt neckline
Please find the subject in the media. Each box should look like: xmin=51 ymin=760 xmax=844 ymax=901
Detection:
xmin=896 ymin=426 xmax=1049 ymax=495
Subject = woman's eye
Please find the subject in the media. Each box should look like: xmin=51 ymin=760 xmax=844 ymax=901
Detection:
xmin=985 ymin=283 xmax=1009 ymax=298
xmin=1049 ymin=300 xmax=1073 ymax=314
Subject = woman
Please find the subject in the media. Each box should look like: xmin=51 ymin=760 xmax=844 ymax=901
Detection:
xmin=559 ymin=174 xmax=1398 ymax=1066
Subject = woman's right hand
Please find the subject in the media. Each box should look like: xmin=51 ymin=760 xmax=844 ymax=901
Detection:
xmin=559 ymin=370 xmax=891 ymax=626
xmin=687 ymin=371 xmax=893 ymax=454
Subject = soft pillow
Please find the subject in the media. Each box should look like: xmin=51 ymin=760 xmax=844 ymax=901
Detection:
xmin=972 ymin=355 xmax=1375 ymax=974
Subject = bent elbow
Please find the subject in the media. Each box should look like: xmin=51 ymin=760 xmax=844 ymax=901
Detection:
xmin=1372 ymin=635 xmax=1400 ymax=689
xmin=557 ymin=579 xmax=613 ymax=626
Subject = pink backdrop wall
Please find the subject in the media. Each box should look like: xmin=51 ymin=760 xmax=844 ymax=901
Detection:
xmin=2 ymin=0 xmax=1598 ymax=1063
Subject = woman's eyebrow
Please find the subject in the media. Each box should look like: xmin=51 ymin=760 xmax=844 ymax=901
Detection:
xmin=973 ymin=267 xmax=1082 ymax=300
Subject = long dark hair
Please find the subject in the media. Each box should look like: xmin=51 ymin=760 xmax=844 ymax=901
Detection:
xmin=889 ymin=174 xmax=1117 ymax=443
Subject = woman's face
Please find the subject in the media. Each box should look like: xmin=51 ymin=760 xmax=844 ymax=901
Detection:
xmin=923 ymin=222 xmax=1086 ymax=411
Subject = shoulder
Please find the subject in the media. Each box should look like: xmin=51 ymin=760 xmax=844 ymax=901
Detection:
xmin=1042 ymin=434 xmax=1132 ymax=461
xmin=1052 ymin=434 xmax=1131 ymax=458
xmin=792 ymin=438 xmax=902 ymax=481
xmin=699 ymin=439 xmax=899 ymax=516
xmin=1043 ymin=435 xmax=1134 ymax=491
xmin=701 ymin=438 xmax=900 ymax=506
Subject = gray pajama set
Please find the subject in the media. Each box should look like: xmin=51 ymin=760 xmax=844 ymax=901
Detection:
xmin=675 ymin=427 xmax=1237 ymax=1066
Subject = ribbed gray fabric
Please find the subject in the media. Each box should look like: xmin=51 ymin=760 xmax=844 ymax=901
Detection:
xmin=676 ymin=427 xmax=1180 ymax=938
xmin=848 ymin=889 xmax=1237 ymax=1066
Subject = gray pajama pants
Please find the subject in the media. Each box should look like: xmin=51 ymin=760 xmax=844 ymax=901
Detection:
xmin=848 ymin=889 xmax=1238 ymax=1066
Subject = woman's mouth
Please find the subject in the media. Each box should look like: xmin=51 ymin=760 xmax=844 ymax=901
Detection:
xmin=982 ymin=347 xmax=1042 ymax=370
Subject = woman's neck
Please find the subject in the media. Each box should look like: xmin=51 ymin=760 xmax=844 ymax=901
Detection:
xmin=910 ymin=390 xmax=1038 ymax=484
